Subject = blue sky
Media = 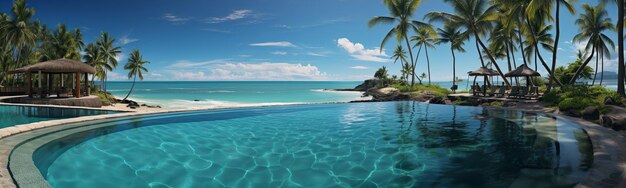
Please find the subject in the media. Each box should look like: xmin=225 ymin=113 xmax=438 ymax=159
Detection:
xmin=0 ymin=0 xmax=619 ymax=81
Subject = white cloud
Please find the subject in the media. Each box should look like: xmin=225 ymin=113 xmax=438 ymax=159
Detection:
xmin=337 ymin=38 xmax=389 ymax=62
xmin=202 ymin=28 xmax=231 ymax=33
xmin=168 ymin=59 xmax=232 ymax=69
xmin=250 ymin=41 xmax=296 ymax=47
xmin=106 ymin=72 xmax=127 ymax=81
xmin=169 ymin=62 xmax=328 ymax=81
xmin=307 ymin=52 xmax=325 ymax=57
xmin=351 ymin=66 xmax=368 ymax=69
xmin=119 ymin=36 xmax=139 ymax=45
xmin=271 ymin=51 xmax=288 ymax=55
xmin=207 ymin=10 xmax=253 ymax=23
xmin=162 ymin=13 xmax=190 ymax=24
xmin=115 ymin=53 xmax=126 ymax=62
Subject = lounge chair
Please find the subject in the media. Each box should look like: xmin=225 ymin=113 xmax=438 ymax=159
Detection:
xmin=495 ymin=86 xmax=506 ymax=97
xmin=487 ymin=86 xmax=497 ymax=97
xmin=518 ymin=87 xmax=529 ymax=99
xmin=508 ymin=86 xmax=519 ymax=99
xmin=472 ymin=85 xmax=482 ymax=96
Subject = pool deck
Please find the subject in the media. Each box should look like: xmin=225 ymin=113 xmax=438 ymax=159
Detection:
xmin=0 ymin=102 xmax=625 ymax=187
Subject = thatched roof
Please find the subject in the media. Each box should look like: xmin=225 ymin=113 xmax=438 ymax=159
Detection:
xmin=468 ymin=67 xmax=499 ymax=76
xmin=9 ymin=59 xmax=96 ymax=74
xmin=505 ymin=64 xmax=540 ymax=77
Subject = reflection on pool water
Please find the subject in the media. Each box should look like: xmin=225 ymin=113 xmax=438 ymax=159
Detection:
xmin=0 ymin=105 xmax=119 ymax=128
xmin=34 ymin=102 xmax=593 ymax=187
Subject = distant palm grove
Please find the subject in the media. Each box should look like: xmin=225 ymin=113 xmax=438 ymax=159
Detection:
xmin=0 ymin=0 xmax=147 ymax=98
xmin=369 ymin=0 xmax=626 ymax=96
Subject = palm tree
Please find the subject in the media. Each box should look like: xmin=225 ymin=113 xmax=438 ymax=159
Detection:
xmin=401 ymin=62 xmax=413 ymax=84
xmin=97 ymin=32 xmax=121 ymax=93
xmin=122 ymin=49 xmax=149 ymax=101
xmin=375 ymin=66 xmax=389 ymax=80
xmin=437 ymin=24 xmax=466 ymax=93
xmin=391 ymin=45 xmax=410 ymax=83
xmin=570 ymin=3 xmax=614 ymax=84
xmin=83 ymin=43 xmax=107 ymax=87
xmin=411 ymin=27 xmax=437 ymax=85
xmin=523 ymin=22 xmax=554 ymax=72
xmin=39 ymin=24 xmax=83 ymax=61
xmin=426 ymin=0 xmax=511 ymax=87
xmin=601 ymin=0 xmax=624 ymax=95
xmin=369 ymin=0 xmax=432 ymax=87
xmin=526 ymin=0 xmax=576 ymax=89
xmin=1 ymin=0 xmax=39 ymax=85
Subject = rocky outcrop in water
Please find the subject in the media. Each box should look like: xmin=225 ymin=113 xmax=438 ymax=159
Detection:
xmin=354 ymin=79 xmax=383 ymax=91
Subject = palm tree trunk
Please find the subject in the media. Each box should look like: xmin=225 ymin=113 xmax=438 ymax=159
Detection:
xmin=425 ymin=45 xmax=431 ymax=85
xmin=475 ymin=32 xmax=511 ymax=87
xmin=548 ymin=0 xmax=561 ymax=91
xmin=600 ymin=51 xmax=605 ymax=86
xmin=413 ymin=43 xmax=424 ymax=84
xmin=525 ymin=16 xmax=563 ymax=87
xmin=569 ymin=46 xmax=595 ymax=84
xmin=517 ymin=20 xmax=528 ymax=66
xmin=505 ymin=42 xmax=512 ymax=71
xmin=405 ymin=36 xmax=418 ymax=87
xmin=618 ymin=0 xmax=625 ymax=96
xmin=475 ymin=40 xmax=486 ymax=67
xmin=592 ymin=50 xmax=599 ymax=85
xmin=452 ymin=47 xmax=456 ymax=94
xmin=122 ymin=75 xmax=136 ymax=101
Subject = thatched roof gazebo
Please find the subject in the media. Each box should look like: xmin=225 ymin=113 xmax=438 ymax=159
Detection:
xmin=505 ymin=64 xmax=540 ymax=77
xmin=468 ymin=67 xmax=499 ymax=76
xmin=10 ymin=58 xmax=95 ymax=98
xmin=505 ymin=64 xmax=540 ymax=87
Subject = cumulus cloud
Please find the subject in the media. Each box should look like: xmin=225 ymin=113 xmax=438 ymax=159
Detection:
xmin=207 ymin=10 xmax=253 ymax=23
xmin=351 ymin=66 xmax=368 ymax=69
xmin=337 ymin=38 xmax=389 ymax=62
xmin=162 ymin=13 xmax=191 ymax=24
xmin=169 ymin=62 xmax=328 ymax=81
xmin=115 ymin=53 xmax=126 ymax=62
xmin=250 ymin=41 xmax=296 ymax=47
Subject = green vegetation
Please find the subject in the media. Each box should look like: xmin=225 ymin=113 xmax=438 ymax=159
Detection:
xmin=0 ymin=0 xmax=146 ymax=100
xmin=93 ymin=92 xmax=116 ymax=104
xmin=391 ymin=83 xmax=451 ymax=97
xmin=542 ymin=85 xmax=623 ymax=111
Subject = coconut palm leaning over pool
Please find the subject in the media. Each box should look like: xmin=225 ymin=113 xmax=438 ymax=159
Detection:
xmin=4 ymin=0 xmax=626 ymax=187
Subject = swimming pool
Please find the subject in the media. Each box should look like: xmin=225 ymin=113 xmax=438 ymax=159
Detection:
xmin=0 ymin=105 xmax=120 ymax=128
xmin=21 ymin=102 xmax=592 ymax=187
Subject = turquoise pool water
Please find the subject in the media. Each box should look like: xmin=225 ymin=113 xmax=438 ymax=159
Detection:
xmin=0 ymin=105 xmax=119 ymax=128
xmin=35 ymin=102 xmax=592 ymax=187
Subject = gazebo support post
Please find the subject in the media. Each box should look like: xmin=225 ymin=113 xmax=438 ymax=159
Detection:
xmin=84 ymin=73 xmax=89 ymax=96
xmin=47 ymin=74 xmax=52 ymax=98
xmin=27 ymin=72 xmax=32 ymax=98
xmin=75 ymin=72 xmax=80 ymax=98
xmin=38 ymin=71 xmax=42 ymax=98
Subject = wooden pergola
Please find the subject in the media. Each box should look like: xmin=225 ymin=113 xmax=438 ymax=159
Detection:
xmin=9 ymin=58 xmax=95 ymax=98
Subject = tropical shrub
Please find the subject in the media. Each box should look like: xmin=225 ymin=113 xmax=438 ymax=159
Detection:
xmin=542 ymin=85 xmax=620 ymax=111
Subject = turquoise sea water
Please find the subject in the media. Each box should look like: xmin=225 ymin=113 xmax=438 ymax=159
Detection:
xmin=37 ymin=102 xmax=592 ymax=187
xmin=105 ymin=81 xmax=368 ymax=109
xmin=0 ymin=105 xmax=118 ymax=128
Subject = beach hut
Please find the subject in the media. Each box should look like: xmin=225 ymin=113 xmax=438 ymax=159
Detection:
xmin=468 ymin=67 xmax=499 ymax=96
xmin=10 ymin=58 xmax=96 ymax=98
xmin=505 ymin=64 xmax=541 ymax=98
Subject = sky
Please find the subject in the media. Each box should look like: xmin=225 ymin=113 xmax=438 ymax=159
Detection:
xmin=0 ymin=0 xmax=620 ymax=81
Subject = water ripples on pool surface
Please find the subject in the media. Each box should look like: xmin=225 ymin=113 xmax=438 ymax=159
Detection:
xmin=35 ymin=102 xmax=593 ymax=187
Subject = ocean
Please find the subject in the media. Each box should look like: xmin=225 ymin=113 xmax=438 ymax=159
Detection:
xmin=105 ymin=81 xmax=369 ymax=109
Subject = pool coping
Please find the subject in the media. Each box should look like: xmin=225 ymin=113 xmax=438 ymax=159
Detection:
xmin=0 ymin=102 xmax=624 ymax=187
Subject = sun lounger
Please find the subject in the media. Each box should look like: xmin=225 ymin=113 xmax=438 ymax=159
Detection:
xmin=518 ymin=87 xmax=529 ymax=99
xmin=495 ymin=86 xmax=506 ymax=97
xmin=472 ymin=85 xmax=482 ymax=96
xmin=487 ymin=86 xmax=497 ymax=97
